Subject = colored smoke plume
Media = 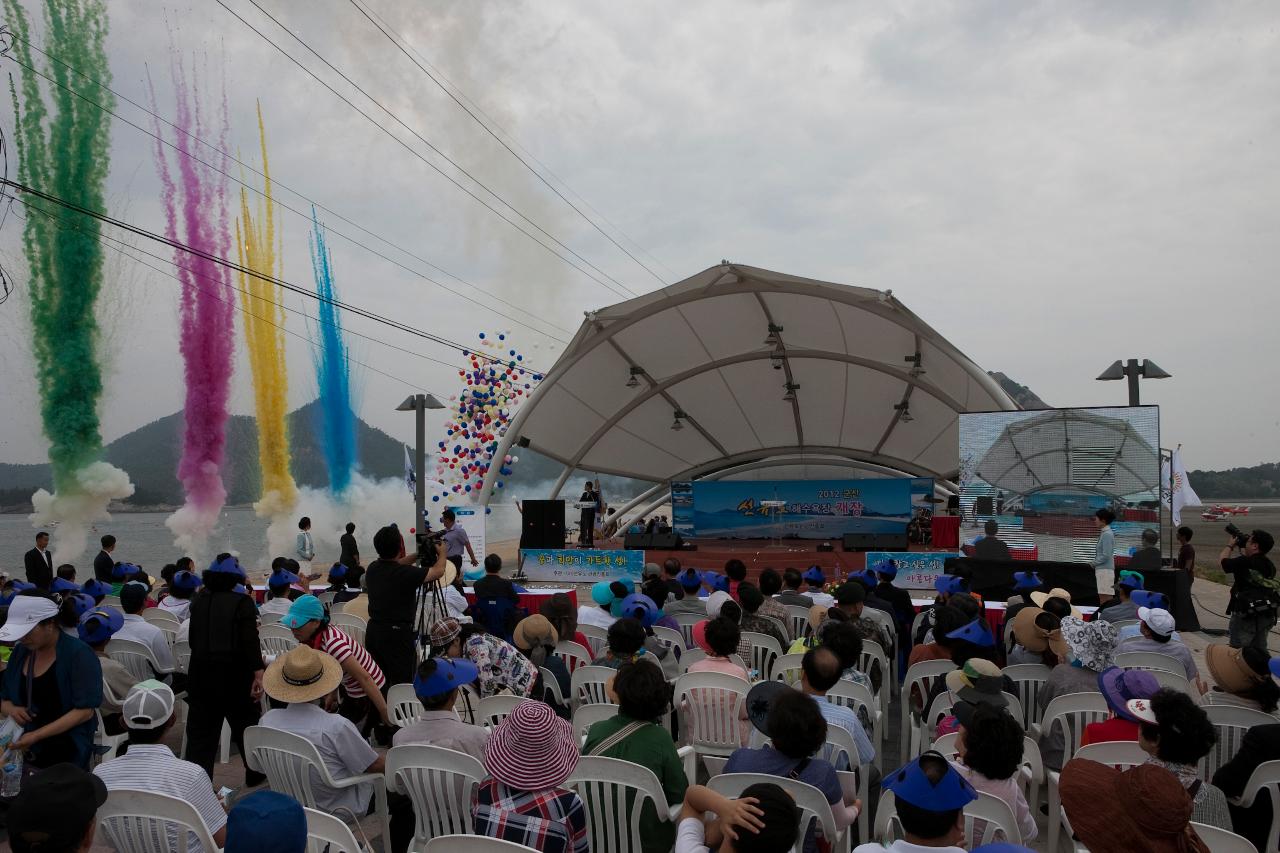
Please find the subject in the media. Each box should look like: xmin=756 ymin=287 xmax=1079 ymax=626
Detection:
xmin=309 ymin=208 xmax=359 ymax=495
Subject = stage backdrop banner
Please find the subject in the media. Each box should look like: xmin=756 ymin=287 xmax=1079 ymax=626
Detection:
xmin=689 ymin=479 xmax=913 ymax=539
xmin=519 ymin=549 xmax=645 ymax=584
xmin=866 ymin=551 xmax=960 ymax=590
xmin=446 ymin=505 xmax=486 ymax=560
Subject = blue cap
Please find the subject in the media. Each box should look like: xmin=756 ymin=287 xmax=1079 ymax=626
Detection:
xmin=883 ymin=750 xmax=978 ymax=811
xmin=972 ymin=845 xmax=1036 ymax=853
xmin=208 ymin=556 xmax=246 ymax=577
xmin=700 ymin=571 xmax=729 ymax=592
xmin=946 ymin=617 xmax=996 ymax=647
xmin=678 ymin=568 xmax=702 ymax=590
xmin=1130 ymin=590 xmax=1168 ymax=609
xmin=872 ymin=559 xmax=898 ymax=580
xmin=803 ymin=566 xmax=825 ymax=585
xmin=328 ymin=563 xmax=348 ymax=580
xmin=1116 ymin=571 xmax=1145 ymax=590
xmin=11 ymin=580 xmax=36 ymax=593
xmin=268 ymin=570 xmax=300 ymax=588
xmin=78 ymin=606 xmax=124 ymax=644
xmin=82 ymin=578 xmax=112 ymax=599
xmin=65 ymin=593 xmax=97 ymax=619
xmin=172 ymin=570 xmax=201 ymax=592
xmin=591 ymin=581 xmax=616 ymax=606
xmin=226 ymin=790 xmax=307 ymax=853
xmin=233 ymin=583 xmax=248 ymax=595
xmin=935 ymin=575 xmax=968 ymax=595
xmin=1012 ymin=571 xmax=1041 ymax=591
xmin=281 ymin=594 xmax=326 ymax=629
xmin=615 ymin=594 xmax=659 ymax=627
xmin=414 ymin=657 xmax=479 ymax=697
xmin=1269 ymin=658 xmax=1280 ymax=681
xmin=111 ymin=562 xmax=140 ymax=580
xmin=51 ymin=577 xmax=79 ymax=594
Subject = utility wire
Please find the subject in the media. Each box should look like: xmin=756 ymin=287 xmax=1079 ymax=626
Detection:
xmin=1 ymin=36 xmax=574 ymax=343
xmin=2 ymin=177 xmax=549 ymax=377
xmin=345 ymin=0 xmax=670 ymax=287
xmin=219 ymin=0 xmax=638 ymax=301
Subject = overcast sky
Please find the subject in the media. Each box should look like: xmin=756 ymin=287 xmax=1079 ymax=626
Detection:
xmin=0 ymin=0 xmax=1276 ymax=474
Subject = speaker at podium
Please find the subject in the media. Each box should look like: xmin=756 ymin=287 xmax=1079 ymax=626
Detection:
xmin=520 ymin=499 xmax=565 ymax=549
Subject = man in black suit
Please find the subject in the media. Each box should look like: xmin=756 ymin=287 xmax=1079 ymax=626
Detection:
xmin=93 ymin=534 xmax=117 ymax=582
xmin=1213 ymin=722 xmax=1280 ymax=850
xmin=1127 ymin=527 xmax=1163 ymax=572
xmin=974 ymin=520 xmax=1012 ymax=560
xmin=23 ymin=530 xmax=54 ymax=590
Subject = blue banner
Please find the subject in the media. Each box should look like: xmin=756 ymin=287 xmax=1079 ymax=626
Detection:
xmin=518 ymin=549 xmax=646 ymax=584
xmin=687 ymin=479 xmax=913 ymax=539
xmin=867 ymin=551 xmax=960 ymax=590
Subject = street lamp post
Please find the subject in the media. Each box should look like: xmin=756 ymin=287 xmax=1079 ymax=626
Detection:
xmin=397 ymin=393 xmax=445 ymax=530
xmin=1096 ymin=359 xmax=1171 ymax=405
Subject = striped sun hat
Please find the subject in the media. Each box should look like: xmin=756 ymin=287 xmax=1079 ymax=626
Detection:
xmin=483 ymin=699 xmax=579 ymax=791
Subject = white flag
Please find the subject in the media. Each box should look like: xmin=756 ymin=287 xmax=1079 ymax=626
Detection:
xmin=403 ymin=444 xmax=417 ymax=495
xmin=1161 ymin=448 xmax=1202 ymax=525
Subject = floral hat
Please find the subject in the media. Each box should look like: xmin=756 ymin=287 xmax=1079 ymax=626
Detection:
xmin=1058 ymin=616 xmax=1118 ymax=671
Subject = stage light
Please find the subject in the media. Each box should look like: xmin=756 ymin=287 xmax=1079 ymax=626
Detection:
xmin=671 ymin=410 xmax=687 ymax=431
xmin=904 ymin=352 xmax=924 ymax=378
xmin=764 ymin=323 xmax=784 ymax=347
xmin=783 ymin=382 xmax=799 ymax=402
xmin=770 ymin=343 xmax=785 ymax=370
xmin=625 ymin=366 xmax=644 ymax=388
xmin=1096 ymin=358 xmax=1172 ymax=404
xmin=894 ymin=402 xmax=913 ymax=423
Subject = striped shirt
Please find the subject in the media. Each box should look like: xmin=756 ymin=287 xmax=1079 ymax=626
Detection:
xmin=472 ymin=779 xmax=588 ymax=853
xmin=309 ymin=624 xmax=385 ymax=698
xmin=94 ymin=744 xmax=227 ymax=852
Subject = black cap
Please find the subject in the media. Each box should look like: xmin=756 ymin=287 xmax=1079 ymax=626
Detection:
xmin=8 ymin=763 xmax=109 ymax=853
xmin=834 ymin=582 xmax=865 ymax=606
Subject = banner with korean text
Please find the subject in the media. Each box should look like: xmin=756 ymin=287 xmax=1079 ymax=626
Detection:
xmin=518 ymin=549 xmax=646 ymax=584
xmin=866 ymin=551 xmax=961 ymax=591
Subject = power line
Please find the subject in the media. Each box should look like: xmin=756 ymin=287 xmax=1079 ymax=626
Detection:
xmin=1 ymin=36 xmax=575 ymax=343
xmin=219 ymin=0 xmax=638 ymax=301
xmin=2 ymin=177 xmax=549 ymax=377
xmin=344 ymin=0 xmax=670 ymax=287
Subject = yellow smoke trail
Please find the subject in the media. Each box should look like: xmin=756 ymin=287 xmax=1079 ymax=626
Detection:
xmin=237 ymin=104 xmax=297 ymax=517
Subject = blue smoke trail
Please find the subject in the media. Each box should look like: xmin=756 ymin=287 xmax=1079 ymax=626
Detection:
xmin=309 ymin=207 xmax=358 ymax=494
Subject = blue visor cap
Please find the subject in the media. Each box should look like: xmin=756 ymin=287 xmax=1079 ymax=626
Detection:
xmin=615 ymin=593 xmax=659 ymax=627
xmin=82 ymin=579 xmax=112 ymax=598
xmin=414 ymin=657 xmax=479 ymax=697
xmin=883 ymin=750 xmax=979 ymax=811
xmin=51 ymin=577 xmax=79 ymax=594
xmin=208 ymin=556 xmax=246 ymax=577
xmin=872 ymin=560 xmax=898 ymax=580
xmin=700 ymin=571 xmax=729 ymax=592
xmin=1116 ymin=571 xmax=1145 ymax=590
xmin=328 ymin=563 xmax=348 ymax=580
xmin=172 ymin=570 xmax=202 ymax=592
xmin=946 ymin=617 xmax=996 ymax=647
xmin=66 ymin=593 xmax=97 ymax=619
xmin=111 ymin=562 xmax=140 ymax=579
xmin=802 ymin=566 xmax=825 ymax=585
xmin=269 ymin=570 xmax=300 ymax=588
xmin=935 ymin=575 xmax=968 ymax=595
xmin=281 ymin=594 xmax=325 ymax=629
xmin=1269 ymin=658 xmax=1280 ymax=681
xmin=78 ymin=606 xmax=124 ymax=644
xmin=225 ymin=790 xmax=308 ymax=853
xmin=1012 ymin=571 xmax=1041 ymax=591
xmin=233 ymin=583 xmax=248 ymax=595
xmin=849 ymin=569 xmax=877 ymax=588
xmin=1130 ymin=590 xmax=1168 ymax=609
xmin=678 ymin=569 xmax=702 ymax=590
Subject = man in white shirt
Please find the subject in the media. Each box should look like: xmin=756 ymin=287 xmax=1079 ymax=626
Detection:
xmin=852 ymin=752 xmax=976 ymax=853
xmin=577 ymin=580 xmax=626 ymax=629
xmin=94 ymin=681 xmax=227 ymax=851
xmin=803 ymin=566 xmax=835 ymax=608
xmin=115 ymin=581 xmax=176 ymax=673
xmin=259 ymin=569 xmax=300 ymax=619
xmin=392 ymin=657 xmax=488 ymax=760
xmin=800 ymin=646 xmax=875 ymax=767
xmin=673 ymin=782 xmax=800 ymax=853
xmin=1116 ymin=606 xmax=1205 ymax=690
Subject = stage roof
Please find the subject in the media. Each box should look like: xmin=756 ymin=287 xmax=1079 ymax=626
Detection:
xmin=480 ymin=262 xmax=1017 ymax=502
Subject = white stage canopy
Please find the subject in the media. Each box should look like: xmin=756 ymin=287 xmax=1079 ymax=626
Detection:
xmin=479 ymin=263 xmax=1017 ymax=508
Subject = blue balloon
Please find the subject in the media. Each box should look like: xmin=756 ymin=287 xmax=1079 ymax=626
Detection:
xmin=432 ymin=495 xmax=440 ymax=502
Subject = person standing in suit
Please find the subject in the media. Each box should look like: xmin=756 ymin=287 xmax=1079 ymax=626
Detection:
xmin=578 ymin=481 xmax=599 ymax=548
xmin=973 ymin=520 xmax=1012 ymax=561
xmin=93 ymin=535 xmax=117 ymax=582
xmin=23 ymin=531 xmax=54 ymax=590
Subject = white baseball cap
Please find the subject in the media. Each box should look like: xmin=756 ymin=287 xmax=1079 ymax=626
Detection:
xmin=1138 ymin=607 xmax=1176 ymax=638
xmin=122 ymin=680 xmax=176 ymax=730
xmin=0 ymin=595 xmax=59 ymax=642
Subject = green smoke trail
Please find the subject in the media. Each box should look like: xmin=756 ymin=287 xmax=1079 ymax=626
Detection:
xmin=5 ymin=0 xmax=115 ymax=491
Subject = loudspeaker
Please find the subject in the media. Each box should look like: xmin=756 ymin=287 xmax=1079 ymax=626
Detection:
xmin=650 ymin=533 xmax=680 ymax=549
xmin=817 ymin=542 xmax=834 ymax=552
xmin=842 ymin=532 xmax=910 ymax=551
xmin=974 ymin=496 xmax=994 ymax=516
xmin=520 ymin=499 xmax=565 ymax=549
xmin=947 ymin=495 xmax=961 ymax=510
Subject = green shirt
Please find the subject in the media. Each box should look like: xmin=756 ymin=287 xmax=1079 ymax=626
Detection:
xmin=581 ymin=713 xmax=688 ymax=853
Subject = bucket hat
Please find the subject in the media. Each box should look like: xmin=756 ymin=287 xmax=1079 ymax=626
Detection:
xmin=483 ymin=699 xmax=579 ymax=790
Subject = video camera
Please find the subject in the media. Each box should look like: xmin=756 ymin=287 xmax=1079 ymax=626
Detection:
xmin=415 ymin=525 xmax=446 ymax=566
xmin=1226 ymin=523 xmax=1251 ymax=550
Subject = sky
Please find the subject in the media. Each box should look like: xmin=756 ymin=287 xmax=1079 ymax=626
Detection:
xmin=0 ymin=0 xmax=1277 ymax=474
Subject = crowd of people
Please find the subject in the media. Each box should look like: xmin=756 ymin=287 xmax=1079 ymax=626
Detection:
xmin=1 ymin=521 xmax=1278 ymax=853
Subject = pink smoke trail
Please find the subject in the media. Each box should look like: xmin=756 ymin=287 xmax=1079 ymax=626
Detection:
xmin=147 ymin=53 xmax=236 ymax=553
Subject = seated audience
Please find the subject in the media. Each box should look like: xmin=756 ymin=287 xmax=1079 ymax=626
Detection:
xmin=78 ymin=606 xmax=136 ymax=733
xmin=282 ymin=594 xmax=389 ymax=730
xmin=1116 ymin=606 xmax=1203 ymax=690
xmin=909 ymin=604 xmax=968 ymax=667
xmin=675 ymin=782 xmax=800 ymax=853
xmin=323 ymin=563 xmax=360 ymax=604
xmin=577 ymin=580 xmax=625 ymax=629
xmin=753 ymin=570 xmax=793 ymax=640
xmin=513 ymin=613 xmax=570 ymax=710
xmin=7 ymin=762 xmax=109 ymax=853
xmin=1204 ymin=644 xmax=1280 ymax=712
xmin=582 ymin=659 xmax=688 ymax=853
xmin=541 ymin=592 xmax=592 ymax=655
xmin=691 ymin=617 xmax=749 ymax=679
xmin=1082 ymin=666 xmax=1159 ymax=746
xmin=259 ymin=568 xmax=300 ymax=618
xmin=725 ymin=559 xmax=748 ymax=601
xmin=474 ymin=699 xmax=588 ymax=853
xmin=591 ymin=616 xmax=650 ymax=668
xmin=614 ymin=592 xmax=674 ymax=661
xmin=799 ymin=645 xmax=875 ymax=767
xmin=82 ymin=577 xmax=112 ymax=604
xmin=431 ymin=618 xmax=536 ymax=698
xmin=1097 ymin=570 xmax=1144 ymax=623
xmin=662 ymin=557 xmax=684 ymax=601
xmin=832 ymin=581 xmax=892 ymax=652
xmin=738 ymin=582 xmax=789 ymax=649
xmin=1214 ymin=721 xmax=1280 ymax=850
xmin=394 ymin=656 xmax=488 ymax=760
xmin=158 ymin=569 xmax=201 ymax=621
xmin=852 ymin=751 xmax=977 ymax=853
xmin=775 ymin=568 xmax=813 ymax=608
xmin=666 ymin=569 xmax=709 ymax=616
xmin=224 ymin=790 xmax=308 ymax=853
xmin=1060 ymin=758 xmax=1210 ymax=852
xmin=1006 ymin=606 xmax=1061 ymax=666
xmin=802 ymin=566 xmax=835 ymax=608
xmin=94 ymin=680 xmax=228 ymax=850
xmin=949 ymin=703 xmax=1037 ymax=841
xmin=789 ymin=604 xmax=847 ymax=654
xmin=115 ymin=580 xmax=177 ymax=674
xmin=1129 ymin=689 xmax=1232 ymax=830
xmin=1038 ymin=616 xmax=1116 ymax=770
xmin=819 ymin=620 xmax=874 ymax=694
xmin=974 ymin=520 xmax=1012 ymax=561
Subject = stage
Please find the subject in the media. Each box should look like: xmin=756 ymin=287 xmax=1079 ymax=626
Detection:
xmin=637 ymin=538 xmax=953 ymax=584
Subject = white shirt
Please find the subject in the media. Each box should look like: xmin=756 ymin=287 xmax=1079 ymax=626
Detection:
xmin=853 ymin=842 xmax=965 ymax=853
xmin=443 ymin=585 xmax=471 ymax=621
xmin=157 ymin=596 xmax=192 ymax=622
xmin=260 ymin=702 xmax=378 ymax=816
xmin=675 ymin=818 xmax=710 ymax=853
xmin=116 ymin=614 xmax=176 ymax=672
xmin=176 ymin=618 xmax=191 ymax=645
xmin=577 ymin=605 xmax=617 ymax=629
xmin=95 ymin=744 xmax=226 ymax=852
xmin=808 ymin=591 xmax=836 ymax=608
xmin=260 ymin=597 xmax=294 ymax=617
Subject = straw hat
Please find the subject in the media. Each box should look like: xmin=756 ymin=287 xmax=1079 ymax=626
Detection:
xmin=1206 ymin=644 xmax=1269 ymax=695
xmin=512 ymin=614 xmax=558 ymax=651
xmin=437 ymin=559 xmax=458 ymax=589
xmin=484 ymin=699 xmax=579 ymax=790
xmin=1009 ymin=607 xmax=1059 ymax=653
xmin=1030 ymin=588 xmax=1082 ymax=619
xmin=1060 ymin=759 xmax=1210 ymax=853
xmin=263 ymin=644 xmax=342 ymax=704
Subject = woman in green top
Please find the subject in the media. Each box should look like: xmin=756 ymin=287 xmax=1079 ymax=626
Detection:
xmin=581 ymin=659 xmax=688 ymax=853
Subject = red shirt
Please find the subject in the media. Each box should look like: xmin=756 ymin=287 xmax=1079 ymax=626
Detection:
xmin=307 ymin=624 xmax=385 ymax=698
xmin=1081 ymin=716 xmax=1139 ymax=746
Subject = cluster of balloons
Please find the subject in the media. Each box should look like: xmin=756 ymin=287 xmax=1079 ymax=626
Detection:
xmin=432 ymin=331 xmax=543 ymax=512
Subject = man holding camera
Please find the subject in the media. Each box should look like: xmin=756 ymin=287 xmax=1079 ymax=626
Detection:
xmin=1221 ymin=526 xmax=1278 ymax=650
xmin=365 ymin=525 xmax=449 ymax=690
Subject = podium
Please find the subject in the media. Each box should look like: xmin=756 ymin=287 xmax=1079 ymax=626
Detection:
xmin=761 ymin=500 xmax=787 ymax=544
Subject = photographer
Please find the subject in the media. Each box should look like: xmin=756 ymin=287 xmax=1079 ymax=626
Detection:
xmin=1221 ymin=527 xmax=1278 ymax=650
xmin=365 ymin=525 xmax=449 ymax=689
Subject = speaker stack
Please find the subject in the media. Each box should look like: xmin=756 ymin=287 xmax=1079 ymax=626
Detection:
xmin=519 ymin=499 xmax=565 ymax=549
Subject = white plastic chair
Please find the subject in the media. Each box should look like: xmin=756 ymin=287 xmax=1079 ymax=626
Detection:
xmin=674 ymin=671 xmax=750 ymax=766
xmin=260 ymin=611 xmax=284 ymax=625
xmin=858 ymin=638 xmax=891 ymax=720
xmin=825 ymin=679 xmax=881 ymax=767
xmin=578 ymin=623 xmax=608 ymax=657
xmin=650 ymin=624 xmax=685 ymax=654
xmin=672 ymin=611 xmax=704 ymax=648
xmin=555 ymin=640 xmax=592 ymax=673
xmin=1202 ymin=704 xmax=1278 ymax=781
xmin=424 ymin=837 xmax=539 ymax=852
xmin=573 ymin=702 xmax=620 ymax=741
xmin=539 ymin=665 xmax=568 ymax=709
xmin=784 ymin=605 xmax=811 ymax=642
xmin=1189 ymin=820 xmax=1261 ymax=852
xmin=1231 ymin=759 xmax=1280 ymax=853
xmin=1114 ymin=650 xmax=1187 ymax=675
xmin=930 ymin=732 xmax=1044 ymax=816
xmin=386 ymin=744 xmax=485 ymax=852
xmin=677 ymin=648 xmax=708 ymax=675
xmin=1050 ymin=737 xmax=1145 ymax=853
xmin=1146 ymin=667 xmax=1194 ymax=694
xmin=1002 ymin=663 xmax=1051 ymax=730
xmin=821 ymin=725 xmax=870 ymax=840
xmin=101 ymin=594 xmax=122 ymax=609
xmin=567 ymin=755 xmax=681 ymax=853
xmin=244 ymin=726 xmax=390 ymax=853
xmin=259 ymin=623 xmax=299 ymax=656
xmin=901 ymin=659 xmax=956 ymax=763
xmin=570 ymin=665 xmax=616 ymax=710
xmin=97 ymin=789 xmax=222 ymax=853
xmin=964 ymin=791 xmax=1023 ymax=846
xmin=860 ymin=608 xmax=899 ymax=689
xmin=106 ymin=638 xmax=169 ymax=681
xmin=304 ymin=806 xmax=365 ymax=853
xmin=142 ymin=607 xmax=181 ymax=627
xmin=332 ymin=612 xmax=367 ymax=646
xmin=477 ymin=694 xmax=524 ymax=730
xmin=741 ymin=631 xmax=783 ymax=681
xmin=388 ymin=683 xmax=423 ymax=728
xmin=94 ymin=707 xmax=129 ymax=764
xmin=772 ymin=652 xmax=806 ymax=685
xmin=708 ymin=772 xmax=845 ymax=853
xmin=173 ymin=640 xmax=192 ymax=674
